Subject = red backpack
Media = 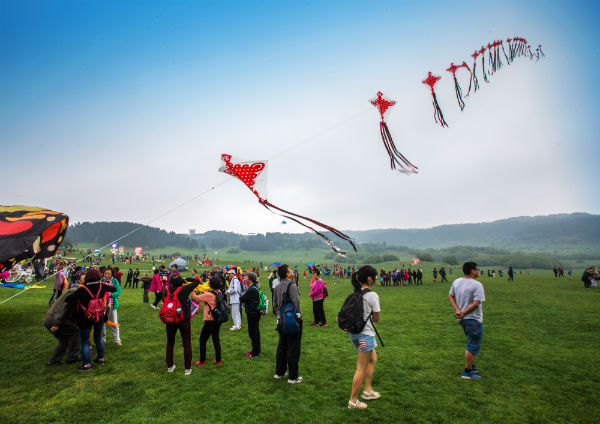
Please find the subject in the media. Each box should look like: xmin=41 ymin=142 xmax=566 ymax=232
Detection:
xmin=79 ymin=284 xmax=106 ymax=322
xmin=160 ymin=287 xmax=183 ymax=324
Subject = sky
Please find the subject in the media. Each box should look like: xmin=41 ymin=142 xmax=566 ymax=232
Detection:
xmin=2 ymin=0 xmax=599 ymax=238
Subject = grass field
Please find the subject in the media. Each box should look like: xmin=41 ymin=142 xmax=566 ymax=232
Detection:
xmin=0 ymin=266 xmax=598 ymax=423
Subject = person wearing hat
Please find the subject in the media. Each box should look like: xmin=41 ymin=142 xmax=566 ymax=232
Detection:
xmin=240 ymin=272 xmax=262 ymax=357
xmin=226 ymin=269 xmax=243 ymax=331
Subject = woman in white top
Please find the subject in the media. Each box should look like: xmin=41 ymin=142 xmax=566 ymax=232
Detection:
xmin=226 ymin=270 xmax=242 ymax=330
xmin=348 ymin=265 xmax=381 ymax=409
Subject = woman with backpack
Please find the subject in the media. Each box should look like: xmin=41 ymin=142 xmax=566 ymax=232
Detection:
xmin=240 ymin=272 xmax=262 ymax=358
xmin=347 ymin=265 xmax=381 ymax=409
xmin=163 ymin=276 xmax=200 ymax=376
xmin=309 ymin=268 xmax=327 ymax=327
xmin=192 ymin=276 xmax=224 ymax=366
xmin=64 ymin=268 xmax=117 ymax=371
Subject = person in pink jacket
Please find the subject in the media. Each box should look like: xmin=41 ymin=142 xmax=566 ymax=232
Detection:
xmin=308 ymin=268 xmax=327 ymax=327
xmin=149 ymin=269 xmax=163 ymax=310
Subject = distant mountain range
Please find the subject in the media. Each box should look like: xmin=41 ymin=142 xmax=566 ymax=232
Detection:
xmin=68 ymin=213 xmax=600 ymax=254
xmin=345 ymin=213 xmax=600 ymax=251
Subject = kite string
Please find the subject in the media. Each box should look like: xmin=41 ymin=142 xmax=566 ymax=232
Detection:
xmin=1 ymin=108 xmax=370 ymax=305
xmin=0 ymin=183 xmax=226 ymax=305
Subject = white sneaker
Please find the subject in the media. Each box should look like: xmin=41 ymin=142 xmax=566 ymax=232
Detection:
xmin=151 ymin=304 xmax=158 ymax=310
xmin=287 ymin=376 xmax=303 ymax=384
xmin=167 ymin=365 xmax=176 ymax=373
xmin=274 ymin=372 xmax=287 ymax=379
xmin=184 ymin=368 xmax=192 ymax=375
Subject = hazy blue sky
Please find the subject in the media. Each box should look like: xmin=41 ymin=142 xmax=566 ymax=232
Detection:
xmin=2 ymin=0 xmax=599 ymax=237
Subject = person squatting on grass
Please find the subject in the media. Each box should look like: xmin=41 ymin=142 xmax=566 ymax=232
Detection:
xmin=44 ymin=286 xmax=81 ymax=366
xmin=192 ymin=276 xmax=224 ymax=367
xmin=240 ymin=271 xmax=261 ymax=357
xmin=226 ymin=269 xmax=242 ymax=331
xmin=164 ymin=276 xmax=200 ymax=375
xmin=348 ymin=265 xmax=381 ymax=409
xmin=65 ymin=268 xmax=117 ymax=371
xmin=448 ymin=262 xmax=486 ymax=380
xmin=273 ymin=264 xmax=303 ymax=384
xmin=309 ymin=268 xmax=327 ymax=327
xmin=101 ymin=267 xmax=122 ymax=346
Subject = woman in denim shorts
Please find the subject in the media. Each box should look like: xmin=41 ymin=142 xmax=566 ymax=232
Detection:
xmin=348 ymin=265 xmax=381 ymax=409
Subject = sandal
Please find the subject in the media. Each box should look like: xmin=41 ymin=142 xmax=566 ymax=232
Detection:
xmin=348 ymin=399 xmax=368 ymax=409
xmin=361 ymin=391 xmax=381 ymax=400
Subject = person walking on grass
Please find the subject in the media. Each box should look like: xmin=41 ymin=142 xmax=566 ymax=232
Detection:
xmin=348 ymin=265 xmax=381 ymax=409
xmin=164 ymin=276 xmax=200 ymax=376
xmin=448 ymin=262 xmax=485 ymax=380
xmin=226 ymin=269 xmax=242 ymax=331
xmin=308 ymin=268 xmax=327 ymax=327
xmin=240 ymin=272 xmax=262 ymax=357
xmin=150 ymin=269 xmax=163 ymax=309
xmin=273 ymin=264 xmax=303 ymax=384
xmin=65 ymin=269 xmax=117 ymax=371
xmin=192 ymin=277 xmax=224 ymax=366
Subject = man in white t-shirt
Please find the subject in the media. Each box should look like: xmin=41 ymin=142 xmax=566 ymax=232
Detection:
xmin=448 ymin=262 xmax=485 ymax=380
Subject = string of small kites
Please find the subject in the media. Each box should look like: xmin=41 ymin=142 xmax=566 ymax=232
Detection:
xmin=372 ymin=36 xmax=545 ymax=174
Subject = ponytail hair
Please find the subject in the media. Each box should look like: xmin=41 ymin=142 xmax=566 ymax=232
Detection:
xmin=351 ymin=265 xmax=377 ymax=292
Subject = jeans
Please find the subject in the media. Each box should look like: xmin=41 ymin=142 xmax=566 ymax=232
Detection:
xmin=80 ymin=321 xmax=104 ymax=365
xmin=143 ymin=288 xmax=149 ymax=303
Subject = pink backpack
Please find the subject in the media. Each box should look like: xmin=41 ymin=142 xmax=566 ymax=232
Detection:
xmin=79 ymin=284 xmax=106 ymax=322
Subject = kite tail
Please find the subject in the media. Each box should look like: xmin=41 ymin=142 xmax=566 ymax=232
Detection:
xmin=481 ymin=55 xmax=489 ymax=83
xmin=502 ymin=43 xmax=510 ymax=65
xmin=259 ymin=200 xmax=357 ymax=257
xmin=464 ymin=63 xmax=473 ymax=97
xmin=380 ymin=122 xmax=418 ymax=173
xmin=431 ymin=91 xmax=448 ymax=128
xmin=452 ymin=76 xmax=466 ymax=111
xmin=496 ymin=45 xmax=503 ymax=70
xmin=538 ymin=45 xmax=545 ymax=57
xmin=468 ymin=61 xmax=479 ymax=94
xmin=489 ymin=47 xmax=495 ymax=74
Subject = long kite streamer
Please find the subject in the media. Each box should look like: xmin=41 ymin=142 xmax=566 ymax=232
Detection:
xmin=425 ymin=35 xmax=545 ymax=126
xmin=422 ymin=72 xmax=448 ymax=128
xmin=370 ymin=91 xmax=418 ymax=174
xmin=219 ymin=154 xmax=356 ymax=256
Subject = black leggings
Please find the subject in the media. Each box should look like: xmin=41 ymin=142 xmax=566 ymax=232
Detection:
xmin=152 ymin=292 xmax=163 ymax=307
xmin=247 ymin=313 xmax=261 ymax=356
xmin=312 ymin=299 xmax=326 ymax=324
xmin=199 ymin=321 xmax=221 ymax=362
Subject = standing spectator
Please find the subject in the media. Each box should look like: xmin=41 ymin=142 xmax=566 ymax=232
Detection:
xmin=132 ymin=268 xmax=140 ymax=289
xmin=44 ymin=286 xmax=81 ymax=366
xmin=168 ymin=264 xmax=180 ymax=284
xmin=448 ymin=262 xmax=485 ymax=380
xmin=49 ymin=266 xmax=67 ymax=305
xmin=440 ymin=267 xmax=448 ymax=282
xmin=192 ymin=277 xmax=224 ymax=366
xmin=417 ymin=269 xmax=423 ymax=285
xmin=273 ymin=264 xmax=303 ymax=384
xmin=124 ymin=268 xmax=133 ymax=288
xmin=347 ymin=265 xmax=381 ymax=409
xmin=113 ymin=267 xmax=123 ymax=286
xmin=553 ymin=267 xmax=558 ymax=277
xmin=269 ymin=270 xmax=279 ymax=316
xmin=226 ymin=269 xmax=242 ymax=331
xmin=101 ymin=267 xmax=122 ymax=346
xmin=433 ymin=267 xmax=438 ymax=282
xmin=308 ymin=269 xmax=327 ymax=327
xmin=164 ymin=276 xmax=200 ymax=375
xmin=507 ymin=266 xmax=514 ymax=282
xmin=240 ymin=272 xmax=262 ymax=357
xmin=64 ymin=269 xmax=117 ymax=371
xmin=141 ymin=273 xmax=151 ymax=303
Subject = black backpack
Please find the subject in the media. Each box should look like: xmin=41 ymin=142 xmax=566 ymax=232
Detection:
xmin=338 ymin=288 xmax=384 ymax=346
xmin=337 ymin=288 xmax=371 ymax=334
xmin=208 ymin=291 xmax=230 ymax=324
